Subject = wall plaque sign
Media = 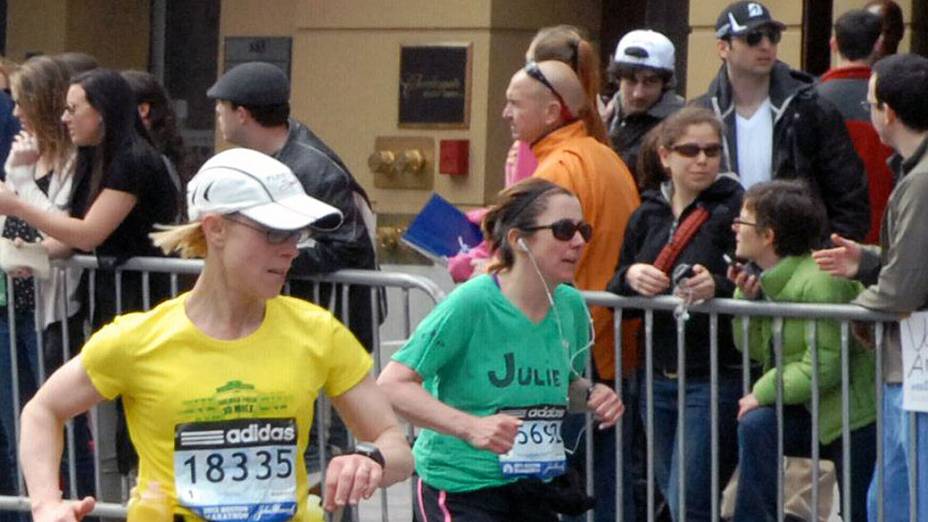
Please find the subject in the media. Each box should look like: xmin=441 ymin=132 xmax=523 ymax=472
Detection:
xmin=398 ymin=43 xmax=472 ymax=129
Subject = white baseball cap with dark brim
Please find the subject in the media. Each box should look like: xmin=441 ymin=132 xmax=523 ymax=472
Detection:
xmin=613 ymin=30 xmax=676 ymax=73
xmin=187 ymin=148 xmax=343 ymax=232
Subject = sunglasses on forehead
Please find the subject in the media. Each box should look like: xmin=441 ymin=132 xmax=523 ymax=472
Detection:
xmin=737 ymin=26 xmax=782 ymax=46
xmin=523 ymin=219 xmax=593 ymax=242
xmin=523 ymin=61 xmax=576 ymax=122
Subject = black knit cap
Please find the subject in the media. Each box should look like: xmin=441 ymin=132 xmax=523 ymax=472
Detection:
xmin=207 ymin=62 xmax=289 ymax=105
xmin=715 ymin=1 xmax=786 ymax=39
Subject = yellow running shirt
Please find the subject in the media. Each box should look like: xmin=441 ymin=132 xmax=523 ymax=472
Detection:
xmin=81 ymin=293 xmax=372 ymax=522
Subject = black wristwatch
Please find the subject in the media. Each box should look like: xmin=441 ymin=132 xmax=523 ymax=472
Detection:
xmin=352 ymin=442 xmax=385 ymax=469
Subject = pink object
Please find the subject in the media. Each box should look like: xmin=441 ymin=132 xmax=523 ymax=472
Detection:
xmin=446 ymin=141 xmax=538 ymax=283
xmin=505 ymin=141 xmax=538 ymax=186
xmin=447 ymin=242 xmax=491 ymax=283
xmin=465 ymin=208 xmax=488 ymax=224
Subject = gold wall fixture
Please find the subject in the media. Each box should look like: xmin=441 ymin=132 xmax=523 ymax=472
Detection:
xmin=397 ymin=149 xmax=426 ymax=175
xmin=368 ymin=150 xmax=396 ymax=174
xmin=371 ymin=136 xmax=435 ymax=190
xmin=375 ymin=217 xmax=431 ymax=265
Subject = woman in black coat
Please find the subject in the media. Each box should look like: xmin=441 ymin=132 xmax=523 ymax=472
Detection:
xmin=607 ymin=107 xmax=743 ymax=522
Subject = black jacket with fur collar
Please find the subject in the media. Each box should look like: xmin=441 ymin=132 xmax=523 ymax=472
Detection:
xmin=608 ymin=175 xmax=744 ymax=374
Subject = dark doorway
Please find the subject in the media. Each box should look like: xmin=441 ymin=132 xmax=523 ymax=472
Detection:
xmin=600 ymin=0 xmax=690 ymax=96
xmin=159 ymin=0 xmax=221 ymax=174
xmin=802 ymin=0 xmax=833 ymax=76
xmin=0 ymin=0 xmax=6 ymax=56
xmin=914 ymin=0 xmax=928 ymax=56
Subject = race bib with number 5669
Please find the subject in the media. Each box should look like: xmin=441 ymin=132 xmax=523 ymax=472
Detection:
xmin=497 ymin=404 xmax=566 ymax=480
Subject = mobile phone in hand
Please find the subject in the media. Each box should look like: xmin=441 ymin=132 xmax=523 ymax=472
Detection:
xmin=724 ymin=254 xmax=761 ymax=278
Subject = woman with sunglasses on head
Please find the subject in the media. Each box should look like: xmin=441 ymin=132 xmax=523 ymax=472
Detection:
xmin=608 ymin=107 xmax=744 ymax=522
xmin=729 ymin=180 xmax=876 ymax=522
xmin=379 ymin=178 xmax=623 ymax=522
xmin=18 ymin=148 xmax=413 ymax=522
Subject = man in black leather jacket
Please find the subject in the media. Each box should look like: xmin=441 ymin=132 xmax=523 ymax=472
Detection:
xmin=692 ymin=1 xmax=870 ymax=241
xmin=207 ymin=61 xmax=380 ymax=351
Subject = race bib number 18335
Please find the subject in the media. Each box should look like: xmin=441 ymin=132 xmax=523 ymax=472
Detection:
xmin=174 ymin=418 xmax=298 ymax=522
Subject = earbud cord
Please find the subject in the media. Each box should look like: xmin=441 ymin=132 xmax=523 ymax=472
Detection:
xmin=521 ymin=241 xmax=594 ymax=382
xmin=522 ymin=240 xmax=597 ymax=456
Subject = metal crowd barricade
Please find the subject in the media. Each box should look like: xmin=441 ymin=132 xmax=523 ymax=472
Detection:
xmin=0 ymin=254 xmax=445 ymax=521
xmin=581 ymin=291 xmax=915 ymax=522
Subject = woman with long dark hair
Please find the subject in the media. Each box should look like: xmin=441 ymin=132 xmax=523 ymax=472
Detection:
xmin=120 ymin=70 xmax=187 ymax=198
xmin=0 ymin=68 xmax=178 ymax=325
xmin=0 ymin=69 xmax=179 ymax=488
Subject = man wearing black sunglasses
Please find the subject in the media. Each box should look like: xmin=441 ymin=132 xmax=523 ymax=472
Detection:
xmin=693 ymin=1 xmax=870 ymax=243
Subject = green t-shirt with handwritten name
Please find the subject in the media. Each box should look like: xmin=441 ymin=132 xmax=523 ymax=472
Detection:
xmin=392 ymin=274 xmax=588 ymax=492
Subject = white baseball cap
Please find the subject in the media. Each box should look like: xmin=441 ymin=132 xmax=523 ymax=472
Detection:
xmin=187 ymin=148 xmax=343 ymax=231
xmin=613 ymin=30 xmax=675 ymax=73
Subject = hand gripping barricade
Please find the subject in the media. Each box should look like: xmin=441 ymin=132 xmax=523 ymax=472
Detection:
xmin=0 ymin=254 xmax=444 ymax=522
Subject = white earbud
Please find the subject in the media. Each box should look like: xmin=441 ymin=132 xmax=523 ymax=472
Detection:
xmin=517 ymin=237 xmax=530 ymax=252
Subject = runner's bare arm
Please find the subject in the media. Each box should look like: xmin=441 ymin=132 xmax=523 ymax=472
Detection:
xmin=324 ymin=375 xmax=412 ymax=510
xmin=377 ymin=361 xmax=521 ymax=454
xmin=20 ymin=355 xmax=106 ymax=521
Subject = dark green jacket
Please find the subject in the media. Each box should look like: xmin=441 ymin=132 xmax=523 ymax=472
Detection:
xmin=734 ymin=255 xmax=876 ymax=444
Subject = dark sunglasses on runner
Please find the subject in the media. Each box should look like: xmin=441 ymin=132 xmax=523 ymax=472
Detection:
xmin=739 ymin=26 xmax=782 ymax=46
xmin=225 ymin=214 xmax=311 ymax=245
xmin=523 ymin=61 xmax=576 ymax=122
xmin=523 ymin=219 xmax=593 ymax=242
xmin=671 ymin=143 xmax=723 ymax=158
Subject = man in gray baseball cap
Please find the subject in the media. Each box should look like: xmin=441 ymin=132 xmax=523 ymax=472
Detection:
xmin=206 ymin=61 xmax=290 ymax=106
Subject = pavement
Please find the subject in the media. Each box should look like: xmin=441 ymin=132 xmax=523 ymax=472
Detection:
xmin=357 ymin=478 xmax=414 ymax=521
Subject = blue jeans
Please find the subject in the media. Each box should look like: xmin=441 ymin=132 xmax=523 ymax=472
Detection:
xmin=0 ymin=310 xmax=38 ymax=482
xmin=735 ymin=404 xmax=876 ymax=522
xmin=562 ymin=375 xmax=638 ymax=522
xmin=643 ymin=373 xmax=740 ymax=522
xmin=867 ymin=383 xmax=928 ymax=522
xmin=0 ymin=309 xmax=38 ymax=522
